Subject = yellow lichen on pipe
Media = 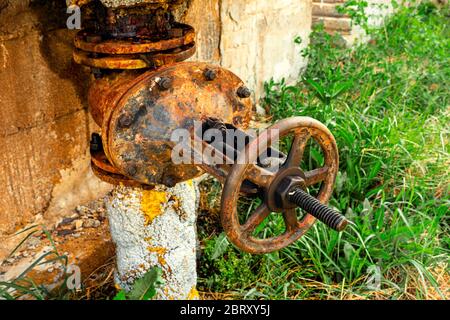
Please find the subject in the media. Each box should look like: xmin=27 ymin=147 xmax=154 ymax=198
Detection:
xmin=105 ymin=180 xmax=200 ymax=300
xmin=141 ymin=190 xmax=167 ymax=225
xmin=187 ymin=286 xmax=200 ymax=300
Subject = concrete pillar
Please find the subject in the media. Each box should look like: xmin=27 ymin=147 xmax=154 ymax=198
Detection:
xmin=105 ymin=180 xmax=200 ymax=300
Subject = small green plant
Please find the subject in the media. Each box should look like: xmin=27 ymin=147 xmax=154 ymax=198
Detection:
xmin=199 ymin=233 xmax=263 ymax=293
xmin=302 ymin=77 xmax=353 ymax=105
xmin=113 ymin=267 xmax=164 ymax=300
xmin=337 ymin=0 xmax=370 ymax=32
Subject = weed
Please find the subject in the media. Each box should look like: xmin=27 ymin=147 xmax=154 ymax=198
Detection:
xmin=0 ymin=226 xmax=71 ymax=300
xmin=113 ymin=267 xmax=164 ymax=300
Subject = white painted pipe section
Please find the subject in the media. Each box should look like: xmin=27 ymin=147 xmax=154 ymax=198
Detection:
xmin=105 ymin=181 xmax=200 ymax=300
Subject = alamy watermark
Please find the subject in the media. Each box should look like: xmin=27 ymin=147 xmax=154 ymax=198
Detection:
xmin=66 ymin=264 xmax=81 ymax=291
xmin=366 ymin=265 xmax=382 ymax=291
xmin=66 ymin=1 xmax=81 ymax=30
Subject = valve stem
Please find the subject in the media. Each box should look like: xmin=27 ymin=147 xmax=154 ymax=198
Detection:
xmin=288 ymin=187 xmax=349 ymax=231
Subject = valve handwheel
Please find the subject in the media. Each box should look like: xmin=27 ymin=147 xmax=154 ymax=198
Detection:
xmin=221 ymin=117 xmax=348 ymax=254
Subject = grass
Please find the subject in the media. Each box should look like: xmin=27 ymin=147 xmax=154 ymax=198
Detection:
xmin=0 ymin=226 xmax=72 ymax=300
xmin=197 ymin=1 xmax=449 ymax=300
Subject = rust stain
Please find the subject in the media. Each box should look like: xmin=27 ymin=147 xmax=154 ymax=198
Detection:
xmin=1 ymin=43 xmax=9 ymax=69
xmin=72 ymin=3 xmax=253 ymax=189
xmin=147 ymin=246 xmax=168 ymax=266
xmin=74 ymin=24 xmax=195 ymax=55
xmin=73 ymin=43 xmax=196 ymax=70
xmin=105 ymin=62 xmax=252 ymax=187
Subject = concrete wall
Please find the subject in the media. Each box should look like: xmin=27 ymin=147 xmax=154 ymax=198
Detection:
xmin=0 ymin=1 xmax=112 ymax=241
xmin=218 ymin=0 xmax=311 ymax=99
xmin=182 ymin=0 xmax=312 ymax=99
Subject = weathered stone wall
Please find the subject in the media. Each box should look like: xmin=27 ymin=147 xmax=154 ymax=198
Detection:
xmin=180 ymin=0 xmax=221 ymax=64
xmin=0 ymin=0 xmax=113 ymax=249
xmin=182 ymin=0 xmax=313 ymax=98
xmin=312 ymin=0 xmax=393 ymax=44
xmin=312 ymin=0 xmax=352 ymax=35
xmin=349 ymin=0 xmax=394 ymax=43
xmin=218 ymin=0 xmax=312 ymax=99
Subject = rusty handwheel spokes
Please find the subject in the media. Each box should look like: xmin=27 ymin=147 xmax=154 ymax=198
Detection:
xmin=221 ymin=117 xmax=342 ymax=254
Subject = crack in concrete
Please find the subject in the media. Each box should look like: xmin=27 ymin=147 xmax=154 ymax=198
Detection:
xmin=218 ymin=0 xmax=223 ymax=65
xmin=0 ymin=106 xmax=88 ymax=138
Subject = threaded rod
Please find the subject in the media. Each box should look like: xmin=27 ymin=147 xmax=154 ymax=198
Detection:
xmin=288 ymin=187 xmax=348 ymax=231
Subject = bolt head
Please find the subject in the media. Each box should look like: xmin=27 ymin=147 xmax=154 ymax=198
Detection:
xmin=158 ymin=77 xmax=172 ymax=91
xmin=92 ymin=68 xmax=103 ymax=79
xmin=163 ymin=175 xmax=177 ymax=188
xmin=90 ymin=133 xmax=103 ymax=152
xmin=204 ymin=69 xmax=217 ymax=81
xmin=118 ymin=113 xmax=133 ymax=128
xmin=237 ymin=86 xmax=251 ymax=98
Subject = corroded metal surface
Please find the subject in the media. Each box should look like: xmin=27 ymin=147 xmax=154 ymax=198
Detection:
xmin=73 ymin=43 xmax=195 ymax=69
xmin=69 ymin=0 xmax=185 ymax=9
xmin=98 ymin=62 xmax=252 ymax=186
xmin=91 ymin=160 xmax=146 ymax=188
xmin=88 ymin=71 xmax=146 ymax=127
xmin=74 ymin=24 xmax=195 ymax=55
xmin=221 ymin=117 xmax=339 ymax=254
xmin=72 ymin=1 xmax=204 ymax=186
xmin=73 ymin=0 xmax=341 ymax=254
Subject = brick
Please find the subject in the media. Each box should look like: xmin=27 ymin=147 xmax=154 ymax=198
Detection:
xmin=313 ymin=3 xmax=347 ymax=18
xmin=312 ymin=16 xmax=352 ymax=32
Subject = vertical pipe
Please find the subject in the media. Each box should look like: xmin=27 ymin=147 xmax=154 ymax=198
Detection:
xmin=105 ymin=180 xmax=200 ymax=300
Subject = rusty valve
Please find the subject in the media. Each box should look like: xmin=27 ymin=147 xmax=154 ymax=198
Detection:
xmin=72 ymin=1 xmax=349 ymax=254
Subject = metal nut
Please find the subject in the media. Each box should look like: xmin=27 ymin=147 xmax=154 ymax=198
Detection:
xmin=85 ymin=35 xmax=102 ymax=44
xmin=163 ymin=175 xmax=177 ymax=188
xmin=90 ymin=133 xmax=103 ymax=152
xmin=237 ymin=86 xmax=251 ymax=98
xmin=204 ymin=69 xmax=217 ymax=81
xmin=158 ymin=77 xmax=172 ymax=91
xmin=92 ymin=68 xmax=103 ymax=79
xmin=127 ymin=165 xmax=138 ymax=177
xmin=274 ymin=176 xmax=306 ymax=209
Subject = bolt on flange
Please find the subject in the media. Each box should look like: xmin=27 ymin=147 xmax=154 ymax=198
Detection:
xmin=237 ymin=86 xmax=251 ymax=98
